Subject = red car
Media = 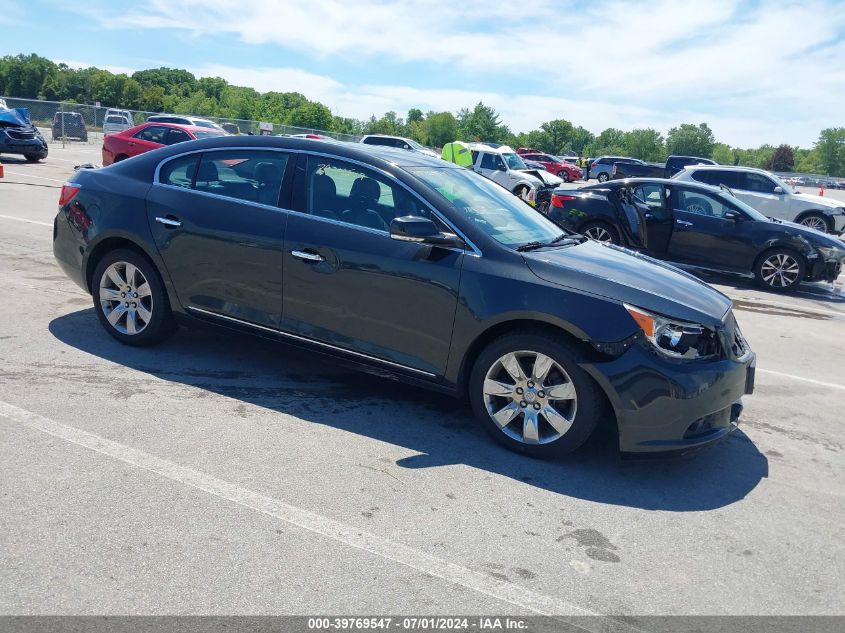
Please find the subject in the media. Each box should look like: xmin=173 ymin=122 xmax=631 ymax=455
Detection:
xmin=517 ymin=149 xmax=582 ymax=182
xmin=102 ymin=122 xmax=225 ymax=165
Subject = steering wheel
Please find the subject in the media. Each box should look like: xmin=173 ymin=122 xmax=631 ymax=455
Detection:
xmin=684 ymin=196 xmax=714 ymax=216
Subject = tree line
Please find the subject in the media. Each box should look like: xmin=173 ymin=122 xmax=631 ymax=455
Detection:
xmin=2 ymin=53 xmax=843 ymax=176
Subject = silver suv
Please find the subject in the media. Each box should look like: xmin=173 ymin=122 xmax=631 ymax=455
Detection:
xmin=673 ymin=165 xmax=845 ymax=234
xmin=359 ymin=134 xmax=439 ymax=159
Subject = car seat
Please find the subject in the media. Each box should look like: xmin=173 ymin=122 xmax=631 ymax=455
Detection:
xmin=254 ymin=162 xmax=281 ymax=206
xmin=341 ymin=177 xmax=389 ymax=230
xmin=312 ymin=173 xmax=339 ymax=219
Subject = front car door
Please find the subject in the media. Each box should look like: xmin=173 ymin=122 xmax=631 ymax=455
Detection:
xmin=666 ymin=186 xmax=756 ymax=272
xmin=733 ymin=172 xmax=788 ymax=220
xmin=146 ymin=148 xmax=293 ymax=328
xmin=281 ymin=154 xmax=464 ymax=376
xmin=129 ymin=125 xmax=170 ymax=157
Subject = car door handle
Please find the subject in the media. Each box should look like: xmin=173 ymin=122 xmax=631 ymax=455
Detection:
xmin=676 ymin=219 xmax=693 ymax=227
xmin=291 ymin=250 xmax=325 ymax=263
xmin=155 ymin=216 xmax=182 ymax=228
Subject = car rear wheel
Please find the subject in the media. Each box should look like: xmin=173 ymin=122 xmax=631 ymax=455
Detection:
xmin=597 ymin=173 xmax=609 ymax=183
xmin=755 ymin=249 xmax=805 ymax=292
xmin=560 ymin=171 xmax=570 ymax=182
xmin=92 ymin=249 xmax=177 ymax=346
xmin=581 ymin=222 xmax=619 ymax=244
xmin=797 ymin=212 xmax=831 ymax=233
xmin=469 ymin=332 xmax=601 ymax=457
xmin=24 ymin=154 xmax=42 ymax=162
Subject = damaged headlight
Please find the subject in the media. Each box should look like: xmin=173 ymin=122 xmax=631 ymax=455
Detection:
xmin=624 ymin=304 xmax=719 ymax=360
xmin=817 ymin=246 xmax=845 ymax=260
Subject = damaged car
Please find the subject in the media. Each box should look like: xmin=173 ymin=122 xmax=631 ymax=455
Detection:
xmin=0 ymin=107 xmax=48 ymax=162
xmin=548 ymin=178 xmax=845 ymax=292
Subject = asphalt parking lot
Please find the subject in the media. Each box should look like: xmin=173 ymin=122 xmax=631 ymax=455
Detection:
xmin=1 ymin=143 xmax=844 ymax=620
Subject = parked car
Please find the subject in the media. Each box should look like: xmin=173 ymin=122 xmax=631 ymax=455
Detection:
xmin=589 ymin=156 xmax=643 ymax=182
xmin=673 ymin=165 xmax=845 ymax=234
xmin=291 ymin=133 xmax=335 ymax=140
xmin=467 ymin=143 xmax=545 ymax=204
xmin=517 ymin=151 xmax=582 ymax=182
xmin=611 ymin=155 xmax=716 ymax=180
xmin=360 ymin=134 xmax=439 ymax=159
xmin=102 ymin=114 xmax=132 ymax=136
xmin=220 ymin=122 xmax=240 ymax=135
xmin=52 ymin=111 xmax=88 ymax=141
xmin=53 ymin=135 xmax=755 ymax=456
xmin=0 ymin=98 xmax=8 ymax=110
xmin=105 ymin=108 xmax=134 ymax=127
xmin=101 ymin=122 xmax=225 ymax=165
xmin=145 ymin=114 xmax=224 ymax=131
xmin=547 ymin=178 xmax=845 ymax=292
xmin=0 ymin=107 xmax=48 ymax=162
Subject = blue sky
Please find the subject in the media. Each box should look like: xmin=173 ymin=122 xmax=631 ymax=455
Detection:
xmin=3 ymin=0 xmax=844 ymax=147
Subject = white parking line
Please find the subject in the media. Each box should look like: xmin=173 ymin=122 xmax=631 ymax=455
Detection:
xmin=2 ymin=171 xmax=66 ymax=184
xmin=0 ymin=399 xmax=639 ymax=630
xmin=757 ymin=368 xmax=845 ymax=391
xmin=0 ymin=214 xmax=52 ymax=227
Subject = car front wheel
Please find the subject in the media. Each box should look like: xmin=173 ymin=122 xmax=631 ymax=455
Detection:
xmin=755 ymin=249 xmax=805 ymax=292
xmin=92 ymin=249 xmax=177 ymax=346
xmin=469 ymin=332 xmax=601 ymax=457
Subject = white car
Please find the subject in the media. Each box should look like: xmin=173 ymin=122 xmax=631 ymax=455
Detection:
xmin=673 ymin=165 xmax=845 ymax=234
xmin=0 ymin=98 xmax=8 ymax=110
xmin=145 ymin=114 xmax=224 ymax=132
xmin=360 ymin=134 xmax=439 ymax=159
xmin=104 ymin=108 xmax=134 ymax=127
xmin=467 ymin=143 xmax=546 ymax=202
xmin=102 ymin=114 xmax=132 ymax=136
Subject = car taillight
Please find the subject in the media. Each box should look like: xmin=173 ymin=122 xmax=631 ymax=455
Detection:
xmin=551 ymin=194 xmax=576 ymax=208
xmin=591 ymin=161 xmax=598 ymax=168
xmin=58 ymin=183 xmax=81 ymax=207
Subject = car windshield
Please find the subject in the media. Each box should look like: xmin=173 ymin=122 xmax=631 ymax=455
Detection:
xmin=407 ymin=166 xmax=567 ymax=246
xmin=502 ymin=153 xmax=527 ymax=170
xmin=193 ymin=130 xmax=226 ymax=139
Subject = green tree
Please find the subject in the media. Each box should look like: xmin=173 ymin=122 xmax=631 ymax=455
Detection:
xmin=286 ymin=101 xmax=333 ymax=130
xmin=407 ymin=108 xmax=424 ymax=124
xmin=623 ymin=128 xmax=665 ymax=161
xmin=764 ymin=144 xmax=795 ymax=172
xmin=457 ymin=102 xmax=509 ymax=142
xmin=422 ymin=111 xmax=459 ymax=147
xmin=711 ymin=143 xmax=736 ymax=165
xmin=814 ymin=128 xmax=845 ymax=176
xmin=795 ymin=149 xmax=824 ymax=175
xmin=666 ymin=123 xmax=715 ymax=158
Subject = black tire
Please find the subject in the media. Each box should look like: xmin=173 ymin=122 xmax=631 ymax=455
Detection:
xmin=754 ymin=248 xmax=806 ymax=292
xmin=114 ymin=154 xmax=129 ymax=163
xmin=513 ymin=185 xmax=529 ymax=200
xmin=597 ymin=173 xmax=609 ymax=183
xmin=560 ymin=171 xmax=570 ymax=183
xmin=24 ymin=154 xmax=42 ymax=162
xmin=469 ymin=331 xmax=602 ymax=457
xmin=796 ymin=212 xmax=831 ymax=233
xmin=580 ymin=221 xmax=620 ymax=244
xmin=92 ymin=248 xmax=177 ymax=346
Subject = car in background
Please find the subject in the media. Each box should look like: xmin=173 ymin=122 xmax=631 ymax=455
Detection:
xmin=547 ymin=178 xmax=845 ymax=292
xmin=360 ymin=134 xmax=439 ymax=159
xmin=291 ymin=133 xmax=335 ymax=140
xmin=101 ymin=122 xmax=225 ymax=165
xmin=522 ymin=159 xmax=547 ymax=171
xmin=52 ymin=112 xmax=88 ymax=141
xmin=589 ymin=156 xmax=643 ymax=182
xmin=146 ymin=114 xmax=224 ymax=131
xmin=220 ymin=122 xmax=240 ymax=135
xmin=105 ymin=108 xmax=134 ymax=127
xmin=53 ymin=135 xmax=756 ymax=456
xmin=0 ymin=98 xmax=8 ymax=110
xmin=467 ymin=143 xmax=545 ymax=203
xmin=611 ymin=155 xmax=716 ymax=180
xmin=102 ymin=114 xmax=132 ymax=136
xmin=518 ymin=151 xmax=582 ymax=182
xmin=673 ymin=165 xmax=845 ymax=234
xmin=0 ymin=106 xmax=48 ymax=162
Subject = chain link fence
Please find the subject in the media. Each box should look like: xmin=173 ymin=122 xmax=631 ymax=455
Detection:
xmin=1 ymin=96 xmax=362 ymax=148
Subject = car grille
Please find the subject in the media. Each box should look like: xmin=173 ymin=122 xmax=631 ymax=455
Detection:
xmin=6 ymin=129 xmax=36 ymax=140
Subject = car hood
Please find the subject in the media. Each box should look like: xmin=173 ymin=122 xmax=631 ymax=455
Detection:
xmin=792 ymin=192 xmax=843 ymax=210
xmin=767 ymin=218 xmax=845 ymax=251
xmin=0 ymin=107 xmax=34 ymax=128
xmin=520 ymin=168 xmax=562 ymax=186
xmin=523 ymin=240 xmax=733 ymax=327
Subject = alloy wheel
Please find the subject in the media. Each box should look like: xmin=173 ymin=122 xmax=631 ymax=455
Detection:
xmin=584 ymin=226 xmax=613 ymax=243
xmin=483 ymin=350 xmax=577 ymax=445
xmin=760 ymin=253 xmax=801 ymax=288
xmin=799 ymin=215 xmax=828 ymax=232
xmin=99 ymin=261 xmax=154 ymax=335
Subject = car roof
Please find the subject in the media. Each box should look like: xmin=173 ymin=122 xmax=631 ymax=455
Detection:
xmin=680 ymin=164 xmax=768 ymax=175
xmin=467 ymin=143 xmax=516 ymax=154
xmin=135 ymin=122 xmax=221 ymax=134
xmin=580 ymin=177 xmax=727 ymax=194
xmin=362 ymin=134 xmax=412 ymax=141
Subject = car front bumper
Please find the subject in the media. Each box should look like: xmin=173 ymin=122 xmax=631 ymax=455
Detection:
xmin=581 ymin=341 xmax=756 ymax=454
xmin=830 ymin=213 xmax=845 ymax=234
xmin=0 ymin=134 xmax=48 ymax=158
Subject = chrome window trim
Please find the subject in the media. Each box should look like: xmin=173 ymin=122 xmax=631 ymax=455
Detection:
xmin=155 ymin=182 xmax=291 ymax=214
xmin=153 ymin=146 xmax=482 ymax=257
xmin=186 ymin=306 xmax=437 ymax=377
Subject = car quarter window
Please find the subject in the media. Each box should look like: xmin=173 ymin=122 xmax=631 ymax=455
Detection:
xmin=165 ymin=128 xmax=191 ymax=145
xmin=302 ymin=155 xmax=428 ymax=232
xmin=186 ymin=150 xmax=289 ymax=206
xmin=742 ymin=172 xmax=777 ymax=193
xmin=134 ymin=126 xmax=169 ymax=143
xmin=479 ymin=153 xmax=498 ymax=170
xmin=159 ymin=154 xmax=200 ymax=189
xmin=675 ymin=188 xmax=735 ymax=219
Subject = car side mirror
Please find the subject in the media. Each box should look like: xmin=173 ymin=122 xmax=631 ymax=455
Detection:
xmin=497 ymin=164 xmax=507 ymax=171
xmin=389 ymin=216 xmax=464 ymax=248
xmin=773 ymin=186 xmax=784 ymax=194
xmin=724 ymin=210 xmax=742 ymax=221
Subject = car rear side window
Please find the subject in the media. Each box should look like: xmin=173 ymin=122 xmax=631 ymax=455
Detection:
xmin=134 ymin=126 xmax=170 ymax=144
xmin=160 ymin=155 xmax=200 ymax=189
xmin=301 ymin=155 xmax=427 ymax=231
xmin=191 ymin=151 xmax=290 ymax=206
xmin=165 ymin=128 xmax=191 ymax=145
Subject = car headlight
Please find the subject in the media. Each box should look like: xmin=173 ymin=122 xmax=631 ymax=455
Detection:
xmin=624 ymin=304 xmax=719 ymax=360
xmin=817 ymin=245 xmax=845 ymax=260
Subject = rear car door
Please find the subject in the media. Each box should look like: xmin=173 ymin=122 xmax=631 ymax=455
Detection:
xmin=666 ymin=186 xmax=756 ymax=271
xmin=618 ymin=183 xmax=673 ymax=252
xmin=146 ymin=149 xmax=293 ymax=329
xmin=281 ymin=154 xmax=464 ymax=376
